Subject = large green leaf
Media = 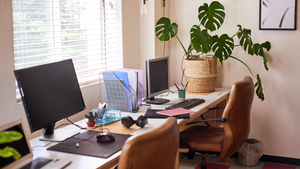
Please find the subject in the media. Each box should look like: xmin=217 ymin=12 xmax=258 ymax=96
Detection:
xmin=155 ymin=17 xmax=178 ymax=42
xmin=253 ymin=41 xmax=271 ymax=71
xmin=0 ymin=131 xmax=23 ymax=144
xmin=0 ymin=146 xmax=21 ymax=160
xmin=190 ymin=25 xmax=212 ymax=53
xmin=237 ymin=25 xmax=254 ymax=55
xmin=255 ymin=74 xmax=265 ymax=101
xmin=211 ymin=34 xmax=234 ymax=64
xmin=198 ymin=1 xmax=225 ymax=31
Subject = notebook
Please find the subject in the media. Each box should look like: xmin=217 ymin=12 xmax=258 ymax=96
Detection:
xmin=0 ymin=119 xmax=71 ymax=169
xmin=156 ymin=107 xmax=195 ymax=116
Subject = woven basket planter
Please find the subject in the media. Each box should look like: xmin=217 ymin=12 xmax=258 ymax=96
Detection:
xmin=184 ymin=57 xmax=217 ymax=93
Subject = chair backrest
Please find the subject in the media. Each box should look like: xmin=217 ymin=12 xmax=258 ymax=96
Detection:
xmin=118 ymin=117 xmax=179 ymax=169
xmin=220 ymin=76 xmax=254 ymax=159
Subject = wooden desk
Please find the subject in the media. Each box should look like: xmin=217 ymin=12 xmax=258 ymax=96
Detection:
xmin=30 ymin=87 xmax=230 ymax=169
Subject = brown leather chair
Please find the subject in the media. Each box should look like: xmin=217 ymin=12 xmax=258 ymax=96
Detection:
xmin=180 ymin=76 xmax=254 ymax=168
xmin=117 ymin=117 xmax=179 ymax=169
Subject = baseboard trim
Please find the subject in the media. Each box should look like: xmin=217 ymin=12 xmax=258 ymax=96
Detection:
xmin=260 ymin=155 xmax=300 ymax=166
xmin=232 ymin=153 xmax=300 ymax=166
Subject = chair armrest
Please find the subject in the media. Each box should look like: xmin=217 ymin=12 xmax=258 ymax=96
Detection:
xmin=200 ymin=106 xmax=226 ymax=127
xmin=186 ymin=118 xmax=227 ymax=125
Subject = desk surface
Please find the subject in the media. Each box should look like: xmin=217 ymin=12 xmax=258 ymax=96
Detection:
xmin=30 ymin=87 xmax=230 ymax=169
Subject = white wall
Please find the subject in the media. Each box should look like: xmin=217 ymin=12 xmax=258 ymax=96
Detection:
xmin=122 ymin=1 xmax=140 ymax=69
xmin=168 ymin=0 xmax=300 ymax=159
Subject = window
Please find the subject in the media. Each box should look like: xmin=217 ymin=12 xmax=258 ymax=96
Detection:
xmin=12 ymin=0 xmax=122 ymax=85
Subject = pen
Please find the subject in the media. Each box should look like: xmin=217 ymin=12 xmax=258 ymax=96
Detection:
xmin=184 ymin=82 xmax=189 ymax=90
xmin=174 ymin=83 xmax=180 ymax=90
xmin=99 ymin=104 xmax=106 ymax=119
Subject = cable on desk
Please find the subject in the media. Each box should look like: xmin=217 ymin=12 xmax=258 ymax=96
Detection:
xmin=54 ymin=123 xmax=72 ymax=129
xmin=31 ymin=141 xmax=56 ymax=151
xmin=66 ymin=118 xmax=86 ymax=130
xmin=41 ymin=118 xmax=86 ymax=135
xmin=160 ymin=90 xmax=174 ymax=97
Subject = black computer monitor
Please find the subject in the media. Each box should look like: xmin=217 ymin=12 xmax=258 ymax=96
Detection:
xmin=14 ymin=59 xmax=86 ymax=141
xmin=145 ymin=57 xmax=170 ymax=104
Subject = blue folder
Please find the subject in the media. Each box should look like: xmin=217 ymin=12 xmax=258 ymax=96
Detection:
xmin=102 ymin=71 xmax=132 ymax=110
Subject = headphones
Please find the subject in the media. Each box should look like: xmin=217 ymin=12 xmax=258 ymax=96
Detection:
xmin=121 ymin=115 xmax=148 ymax=128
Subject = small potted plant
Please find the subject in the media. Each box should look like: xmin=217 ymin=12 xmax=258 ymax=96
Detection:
xmin=155 ymin=1 xmax=271 ymax=101
xmin=85 ymin=111 xmax=97 ymax=127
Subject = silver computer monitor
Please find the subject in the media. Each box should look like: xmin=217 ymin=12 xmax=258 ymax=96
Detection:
xmin=145 ymin=57 xmax=170 ymax=104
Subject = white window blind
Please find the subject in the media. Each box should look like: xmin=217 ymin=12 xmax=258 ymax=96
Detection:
xmin=13 ymin=0 xmax=122 ymax=85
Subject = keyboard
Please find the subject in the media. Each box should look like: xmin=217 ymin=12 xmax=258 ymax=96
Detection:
xmin=165 ymin=98 xmax=205 ymax=110
xmin=20 ymin=158 xmax=53 ymax=169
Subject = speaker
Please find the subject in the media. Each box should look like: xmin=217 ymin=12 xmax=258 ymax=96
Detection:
xmin=121 ymin=115 xmax=148 ymax=128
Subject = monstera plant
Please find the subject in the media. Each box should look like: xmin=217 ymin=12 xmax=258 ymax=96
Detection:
xmin=155 ymin=1 xmax=271 ymax=101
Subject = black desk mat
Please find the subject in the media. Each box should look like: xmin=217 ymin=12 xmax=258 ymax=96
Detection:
xmin=47 ymin=131 xmax=131 ymax=158
xmin=145 ymin=109 xmax=190 ymax=119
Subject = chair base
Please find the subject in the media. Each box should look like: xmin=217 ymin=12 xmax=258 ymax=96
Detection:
xmin=179 ymin=149 xmax=196 ymax=160
xmin=179 ymin=152 xmax=207 ymax=169
xmin=201 ymin=154 xmax=207 ymax=169
xmin=179 ymin=152 xmax=221 ymax=169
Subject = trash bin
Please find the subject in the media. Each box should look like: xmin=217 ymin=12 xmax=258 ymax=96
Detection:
xmin=238 ymin=138 xmax=263 ymax=167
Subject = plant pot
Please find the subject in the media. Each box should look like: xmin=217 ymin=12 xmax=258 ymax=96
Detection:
xmin=184 ymin=57 xmax=217 ymax=93
xmin=86 ymin=121 xmax=95 ymax=127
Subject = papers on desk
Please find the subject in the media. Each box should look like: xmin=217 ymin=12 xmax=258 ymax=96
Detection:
xmin=102 ymin=69 xmax=143 ymax=112
xmin=156 ymin=108 xmax=195 ymax=116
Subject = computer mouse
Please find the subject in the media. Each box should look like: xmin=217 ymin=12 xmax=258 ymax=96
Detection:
xmin=96 ymin=132 xmax=115 ymax=142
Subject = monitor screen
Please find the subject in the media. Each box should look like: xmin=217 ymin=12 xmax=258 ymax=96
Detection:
xmin=14 ymin=59 xmax=85 ymax=140
xmin=145 ymin=57 xmax=170 ymax=104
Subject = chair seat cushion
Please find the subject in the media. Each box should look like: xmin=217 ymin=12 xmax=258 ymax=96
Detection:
xmin=180 ymin=126 xmax=225 ymax=152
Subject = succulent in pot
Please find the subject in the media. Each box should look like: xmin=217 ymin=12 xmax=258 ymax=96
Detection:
xmin=85 ymin=111 xmax=97 ymax=126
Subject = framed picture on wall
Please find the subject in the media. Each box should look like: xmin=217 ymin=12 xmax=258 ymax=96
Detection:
xmin=259 ymin=0 xmax=297 ymax=30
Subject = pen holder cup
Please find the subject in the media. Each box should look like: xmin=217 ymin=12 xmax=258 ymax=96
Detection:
xmin=178 ymin=90 xmax=186 ymax=101
xmin=96 ymin=109 xmax=122 ymax=125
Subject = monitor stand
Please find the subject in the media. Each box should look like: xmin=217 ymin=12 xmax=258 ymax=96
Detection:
xmin=39 ymin=123 xmax=80 ymax=142
xmin=145 ymin=97 xmax=170 ymax=105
